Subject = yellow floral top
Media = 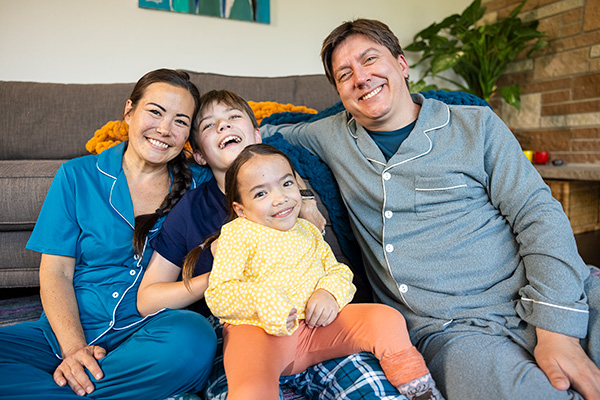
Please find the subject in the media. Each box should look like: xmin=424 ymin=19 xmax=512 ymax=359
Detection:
xmin=205 ymin=217 xmax=356 ymax=336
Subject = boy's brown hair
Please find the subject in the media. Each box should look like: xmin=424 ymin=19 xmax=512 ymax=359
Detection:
xmin=198 ymin=89 xmax=259 ymax=130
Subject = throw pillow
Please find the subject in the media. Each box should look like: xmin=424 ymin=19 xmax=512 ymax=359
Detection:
xmin=85 ymin=102 xmax=318 ymax=155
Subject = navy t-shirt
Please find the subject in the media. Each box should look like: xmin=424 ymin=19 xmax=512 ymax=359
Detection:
xmin=366 ymin=120 xmax=416 ymax=161
xmin=150 ymin=177 xmax=228 ymax=316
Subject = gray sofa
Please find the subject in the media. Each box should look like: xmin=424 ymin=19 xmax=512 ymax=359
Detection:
xmin=0 ymin=71 xmax=342 ymax=290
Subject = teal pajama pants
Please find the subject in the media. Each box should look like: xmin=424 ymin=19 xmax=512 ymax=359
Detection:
xmin=0 ymin=309 xmax=217 ymax=400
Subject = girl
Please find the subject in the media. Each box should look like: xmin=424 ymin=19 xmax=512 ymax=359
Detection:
xmin=185 ymin=143 xmax=444 ymax=400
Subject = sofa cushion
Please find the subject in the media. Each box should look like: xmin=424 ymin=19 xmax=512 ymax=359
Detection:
xmin=0 ymin=74 xmax=340 ymax=161
xmin=0 ymin=231 xmax=41 ymax=287
xmin=0 ymin=160 xmax=66 ymax=231
xmin=185 ymin=72 xmax=340 ymax=112
xmin=0 ymin=81 xmax=133 ymax=160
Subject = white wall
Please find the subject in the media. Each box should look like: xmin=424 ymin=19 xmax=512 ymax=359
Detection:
xmin=0 ymin=0 xmax=471 ymax=83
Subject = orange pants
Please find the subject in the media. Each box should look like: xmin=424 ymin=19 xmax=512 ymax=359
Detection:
xmin=222 ymin=303 xmax=429 ymax=400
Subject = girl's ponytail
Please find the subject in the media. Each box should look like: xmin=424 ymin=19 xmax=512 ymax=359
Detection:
xmin=182 ymin=231 xmax=220 ymax=291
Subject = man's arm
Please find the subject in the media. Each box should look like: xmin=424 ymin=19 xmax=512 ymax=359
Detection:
xmin=478 ymin=108 xmax=597 ymax=393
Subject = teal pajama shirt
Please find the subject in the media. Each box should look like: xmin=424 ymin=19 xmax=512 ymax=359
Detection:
xmin=262 ymin=94 xmax=600 ymax=399
xmin=0 ymin=142 xmax=217 ymax=399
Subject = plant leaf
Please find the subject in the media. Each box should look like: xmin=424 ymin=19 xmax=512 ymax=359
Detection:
xmin=501 ymin=85 xmax=522 ymax=110
xmin=431 ymin=52 xmax=462 ymax=74
xmin=403 ymin=0 xmax=545 ymax=111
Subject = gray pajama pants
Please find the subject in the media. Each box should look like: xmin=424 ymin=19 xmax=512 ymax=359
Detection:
xmin=419 ymin=274 xmax=600 ymax=400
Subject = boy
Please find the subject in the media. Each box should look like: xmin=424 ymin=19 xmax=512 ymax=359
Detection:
xmin=137 ymin=90 xmax=406 ymax=400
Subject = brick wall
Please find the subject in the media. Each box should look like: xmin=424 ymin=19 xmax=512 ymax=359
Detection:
xmin=484 ymin=0 xmax=600 ymax=164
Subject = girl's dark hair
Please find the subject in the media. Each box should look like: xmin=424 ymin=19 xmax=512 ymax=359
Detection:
xmin=320 ymin=18 xmax=409 ymax=88
xmin=199 ymin=89 xmax=259 ymax=130
xmin=181 ymin=144 xmax=297 ymax=290
xmin=131 ymin=69 xmax=202 ymax=257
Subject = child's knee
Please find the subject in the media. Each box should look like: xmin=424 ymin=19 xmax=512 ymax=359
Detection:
xmin=359 ymin=303 xmax=407 ymax=331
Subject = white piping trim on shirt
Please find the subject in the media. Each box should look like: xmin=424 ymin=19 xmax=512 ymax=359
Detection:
xmin=347 ymin=116 xmax=358 ymax=139
xmin=520 ymin=297 xmax=589 ymax=314
xmin=96 ymin=162 xmax=117 ymax=180
xmin=368 ymin=158 xmax=386 ymax=166
xmin=87 ymin=237 xmax=156 ymax=345
xmin=109 ymin=180 xmax=134 ymax=230
xmin=97 ymin=161 xmax=134 ymax=230
xmin=415 ymin=184 xmax=467 ymax=191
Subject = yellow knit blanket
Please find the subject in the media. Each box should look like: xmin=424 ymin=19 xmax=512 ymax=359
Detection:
xmin=86 ymin=101 xmax=317 ymax=155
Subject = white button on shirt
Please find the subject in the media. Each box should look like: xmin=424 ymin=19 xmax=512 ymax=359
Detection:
xmin=386 ymin=244 xmax=394 ymax=253
xmin=112 ymin=292 xmax=119 ymax=298
xmin=385 ymin=210 xmax=393 ymax=219
xmin=130 ymin=270 xmax=136 ymax=276
xmin=383 ymin=172 xmax=391 ymax=181
xmin=399 ymin=284 xmax=408 ymax=293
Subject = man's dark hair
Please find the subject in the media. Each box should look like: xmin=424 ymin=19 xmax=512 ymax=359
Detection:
xmin=320 ymin=19 xmax=408 ymax=87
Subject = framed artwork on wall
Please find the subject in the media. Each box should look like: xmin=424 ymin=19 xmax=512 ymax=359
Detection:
xmin=139 ymin=0 xmax=270 ymax=24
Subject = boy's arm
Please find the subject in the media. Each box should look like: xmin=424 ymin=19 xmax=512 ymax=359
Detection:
xmin=137 ymin=251 xmax=209 ymax=316
xmin=296 ymin=181 xmax=326 ymax=232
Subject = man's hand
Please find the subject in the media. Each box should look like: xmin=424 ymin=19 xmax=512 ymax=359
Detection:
xmin=534 ymin=327 xmax=600 ymax=399
xmin=54 ymin=345 xmax=106 ymax=396
xmin=305 ymin=289 xmax=339 ymax=328
xmin=299 ymin=199 xmax=326 ymax=233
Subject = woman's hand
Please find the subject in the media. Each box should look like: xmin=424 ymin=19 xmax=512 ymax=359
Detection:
xmin=305 ymin=289 xmax=339 ymax=328
xmin=54 ymin=345 xmax=106 ymax=396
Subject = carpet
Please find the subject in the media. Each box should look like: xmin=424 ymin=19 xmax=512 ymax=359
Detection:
xmin=0 ymin=294 xmax=42 ymax=327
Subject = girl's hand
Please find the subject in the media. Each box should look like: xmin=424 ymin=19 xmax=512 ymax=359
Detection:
xmin=287 ymin=308 xmax=298 ymax=330
xmin=305 ymin=289 xmax=339 ymax=328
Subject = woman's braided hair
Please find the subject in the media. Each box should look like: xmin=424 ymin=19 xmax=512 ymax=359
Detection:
xmin=130 ymin=69 xmax=201 ymax=257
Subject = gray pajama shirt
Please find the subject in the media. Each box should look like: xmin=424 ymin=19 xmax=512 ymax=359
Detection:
xmin=262 ymin=93 xmax=600 ymax=399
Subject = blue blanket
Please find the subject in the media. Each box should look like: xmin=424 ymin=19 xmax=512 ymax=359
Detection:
xmin=262 ymin=91 xmax=491 ymax=270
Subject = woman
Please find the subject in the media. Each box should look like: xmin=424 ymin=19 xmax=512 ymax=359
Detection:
xmin=0 ymin=69 xmax=216 ymax=399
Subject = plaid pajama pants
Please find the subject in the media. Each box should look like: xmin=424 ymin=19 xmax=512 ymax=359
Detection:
xmin=203 ymin=316 xmax=406 ymax=400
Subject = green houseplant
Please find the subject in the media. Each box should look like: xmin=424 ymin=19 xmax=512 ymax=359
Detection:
xmin=405 ymin=0 xmax=546 ymax=110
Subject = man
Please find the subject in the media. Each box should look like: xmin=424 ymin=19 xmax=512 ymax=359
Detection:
xmin=261 ymin=18 xmax=600 ymax=399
